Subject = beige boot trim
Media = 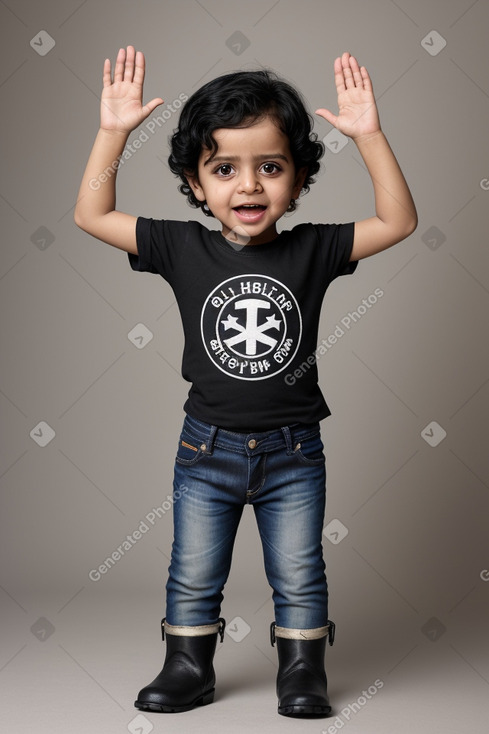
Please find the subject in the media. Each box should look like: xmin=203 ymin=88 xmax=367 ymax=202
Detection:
xmin=274 ymin=624 xmax=330 ymax=640
xmin=163 ymin=621 xmax=222 ymax=637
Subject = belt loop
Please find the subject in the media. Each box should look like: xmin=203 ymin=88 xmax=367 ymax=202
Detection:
xmin=205 ymin=424 xmax=218 ymax=455
xmin=280 ymin=425 xmax=293 ymax=454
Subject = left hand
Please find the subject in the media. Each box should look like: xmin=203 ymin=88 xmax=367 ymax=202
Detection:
xmin=100 ymin=46 xmax=163 ymax=133
xmin=315 ymin=52 xmax=381 ymax=140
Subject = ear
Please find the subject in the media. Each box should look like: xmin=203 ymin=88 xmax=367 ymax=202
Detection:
xmin=292 ymin=166 xmax=308 ymax=199
xmin=185 ymin=171 xmax=206 ymax=202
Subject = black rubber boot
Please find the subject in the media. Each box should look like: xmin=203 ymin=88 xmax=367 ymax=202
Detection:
xmin=271 ymin=620 xmax=335 ymax=717
xmin=134 ymin=618 xmax=226 ymax=713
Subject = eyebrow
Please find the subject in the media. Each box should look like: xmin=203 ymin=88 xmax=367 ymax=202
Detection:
xmin=203 ymin=153 xmax=289 ymax=166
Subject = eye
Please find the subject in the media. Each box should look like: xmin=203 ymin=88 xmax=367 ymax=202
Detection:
xmin=215 ymin=163 xmax=234 ymax=177
xmin=260 ymin=162 xmax=281 ymax=175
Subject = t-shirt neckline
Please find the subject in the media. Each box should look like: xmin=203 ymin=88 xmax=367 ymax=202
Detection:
xmin=210 ymin=228 xmax=287 ymax=255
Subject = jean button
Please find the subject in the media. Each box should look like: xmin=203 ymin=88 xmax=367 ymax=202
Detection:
xmin=248 ymin=439 xmax=257 ymax=449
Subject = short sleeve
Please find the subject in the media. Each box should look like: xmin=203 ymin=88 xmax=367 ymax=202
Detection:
xmin=127 ymin=217 xmax=169 ymax=278
xmin=314 ymin=222 xmax=358 ymax=281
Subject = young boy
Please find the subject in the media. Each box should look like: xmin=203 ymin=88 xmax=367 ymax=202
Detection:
xmin=75 ymin=46 xmax=416 ymax=718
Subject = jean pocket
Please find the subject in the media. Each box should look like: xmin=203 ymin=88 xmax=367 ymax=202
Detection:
xmin=175 ymin=431 xmax=208 ymax=466
xmin=292 ymin=433 xmax=325 ymax=466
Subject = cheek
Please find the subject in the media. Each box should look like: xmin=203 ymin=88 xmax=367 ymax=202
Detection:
xmin=270 ymin=182 xmax=295 ymax=207
xmin=207 ymin=187 xmax=229 ymax=206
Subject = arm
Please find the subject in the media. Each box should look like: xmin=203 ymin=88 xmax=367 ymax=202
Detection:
xmin=74 ymin=46 xmax=163 ymax=254
xmin=316 ymin=52 xmax=417 ymax=261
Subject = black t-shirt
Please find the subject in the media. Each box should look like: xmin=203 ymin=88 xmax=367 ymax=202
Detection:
xmin=128 ymin=218 xmax=357 ymax=430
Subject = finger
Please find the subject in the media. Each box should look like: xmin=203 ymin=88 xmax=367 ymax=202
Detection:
xmin=103 ymin=58 xmax=112 ymax=87
xmin=341 ymin=52 xmax=355 ymax=89
xmin=124 ymin=45 xmax=135 ymax=83
xmin=315 ymin=107 xmax=338 ymax=127
xmin=348 ymin=54 xmax=364 ymax=87
xmin=113 ymin=47 xmax=125 ymax=83
xmin=360 ymin=65 xmax=373 ymax=92
xmin=333 ymin=56 xmax=346 ymax=94
xmin=133 ymin=50 xmax=145 ymax=87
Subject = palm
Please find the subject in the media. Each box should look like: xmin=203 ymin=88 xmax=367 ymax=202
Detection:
xmin=100 ymin=46 xmax=163 ymax=133
xmin=316 ymin=52 xmax=380 ymax=140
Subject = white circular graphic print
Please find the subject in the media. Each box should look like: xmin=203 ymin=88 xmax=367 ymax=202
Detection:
xmin=201 ymin=275 xmax=302 ymax=380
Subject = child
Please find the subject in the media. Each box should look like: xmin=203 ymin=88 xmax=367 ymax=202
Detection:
xmin=75 ymin=46 xmax=416 ymax=718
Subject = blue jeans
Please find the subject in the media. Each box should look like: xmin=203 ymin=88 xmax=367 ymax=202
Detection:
xmin=165 ymin=414 xmax=329 ymax=629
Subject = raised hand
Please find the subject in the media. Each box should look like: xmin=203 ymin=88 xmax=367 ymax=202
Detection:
xmin=100 ymin=46 xmax=163 ymax=133
xmin=315 ymin=52 xmax=381 ymax=140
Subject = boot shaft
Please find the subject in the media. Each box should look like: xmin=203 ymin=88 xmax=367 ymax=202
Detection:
xmin=134 ymin=618 xmax=226 ymax=713
xmin=270 ymin=620 xmax=335 ymax=717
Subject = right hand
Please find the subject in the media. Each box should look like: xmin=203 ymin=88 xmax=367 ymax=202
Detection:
xmin=100 ymin=46 xmax=163 ymax=133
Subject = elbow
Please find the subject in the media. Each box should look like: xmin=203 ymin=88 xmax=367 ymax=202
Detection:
xmin=401 ymin=208 xmax=418 ymax=240
xmin=74 ymin=204 xmax=87 ymax=231
xmin=405 ymin=213 xmax=418 ymax=238
xmin=74 ymin=209 xmax=83 ymax=230
xmin=409 ymin=208 xmax=418 ymax=235
xmin=408 ymin=199 xmax=418 ymax=236
xmin=74 ymin=207 xmax=94 ymax=234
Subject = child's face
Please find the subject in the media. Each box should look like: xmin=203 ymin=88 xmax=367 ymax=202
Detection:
xmin=186 ymin=117 xmax=306 ymax=245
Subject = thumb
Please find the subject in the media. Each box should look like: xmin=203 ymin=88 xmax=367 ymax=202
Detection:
xmin=315 ymin=108 xmax=337 ymax=127
xmin=143 ymin=97 xmax=164 ymax=117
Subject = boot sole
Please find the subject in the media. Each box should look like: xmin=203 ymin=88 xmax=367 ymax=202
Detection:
xmin=134 ymin=689 xmax=215 ymax=713
xmin=278 ymin=703 xmax=332 ymax=717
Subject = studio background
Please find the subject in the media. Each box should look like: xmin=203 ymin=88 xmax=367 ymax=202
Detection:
xmin=1 ymin=1 xmax=488 ymax=732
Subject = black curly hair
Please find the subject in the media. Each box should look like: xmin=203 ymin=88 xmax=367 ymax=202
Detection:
xmin=168 ymin=69 xmax=324 ymax=216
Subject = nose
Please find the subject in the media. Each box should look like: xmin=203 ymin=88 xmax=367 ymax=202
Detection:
xmin=237 ymin=167 xmax=262 ymax=194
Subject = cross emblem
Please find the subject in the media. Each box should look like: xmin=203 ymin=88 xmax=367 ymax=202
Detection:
xmin=221 ymin=299 xmax=282 ymax=356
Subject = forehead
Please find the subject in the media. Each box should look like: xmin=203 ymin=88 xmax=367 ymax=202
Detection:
xmin=200 ymin=117 xmax=291 ymax=162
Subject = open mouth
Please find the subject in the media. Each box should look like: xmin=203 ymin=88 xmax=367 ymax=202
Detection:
xmin=233 ymin=204 xmax=267 ymax=222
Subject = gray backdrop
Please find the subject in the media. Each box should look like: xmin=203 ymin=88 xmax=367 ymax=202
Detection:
xmin=1 ymin=1 xmax=488 ymax=733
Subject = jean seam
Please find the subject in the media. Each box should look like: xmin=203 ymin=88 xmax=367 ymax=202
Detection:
xmin=212 ymin=442 xmax=248 ymax=455
xmin=180 ymin=427 xmax=208 ymax=445
xmin=175 ymin=454 xmax=205 ymax=466
xmin=246 ymin=455 xmax=268 ymax=500
xmin=293 ymin=453 xmax=325 ymax=466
